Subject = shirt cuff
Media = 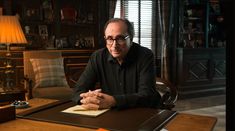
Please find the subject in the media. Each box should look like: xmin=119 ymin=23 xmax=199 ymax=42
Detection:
xmin=113 ymin=95 xmax=127 ymax=108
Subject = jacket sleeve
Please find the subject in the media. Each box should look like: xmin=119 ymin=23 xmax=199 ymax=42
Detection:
xmin=71 ymin=53 xmax=98 ymax=104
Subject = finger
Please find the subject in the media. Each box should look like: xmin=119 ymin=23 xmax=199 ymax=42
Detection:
xmin=87 ymin=90 xmax=101 ymax=97
xmin=81 ymin=96 xmax=101 ymax=104
xmin=80 ymin=89 xmax=102 ymax=98
xmin=80 ymin=92 xmax=89 ymax=98
xmin=93 ymin=89 xmax=102 ymax=93
xmin=81 ymin=103 xmax=99 ymax=110
xmin=96 ymin=92 xmax=105 ymax=98
xmin=80 ymin=91 xmax=96 ymax=98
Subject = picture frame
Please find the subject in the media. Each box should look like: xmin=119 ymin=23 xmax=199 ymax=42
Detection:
xmin=45 ymin=35 xmax=55 ymax=49
xmin=42 ymin=0 xmax=54 ymax=21
xmin=60 ymin=7 xmax=77 ymax=23
xmin=55 ymin=37 xmax=69 ymax=49
xmin=38 ymin=25 xmax=48 ymax=39
xmin=75 ymin=36 xmax=94 ymax=49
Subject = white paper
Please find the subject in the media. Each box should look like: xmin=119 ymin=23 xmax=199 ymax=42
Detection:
xmin=62 ymin=105 xmax=109 ymax=117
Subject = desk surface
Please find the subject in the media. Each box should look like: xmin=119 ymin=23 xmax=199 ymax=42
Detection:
xmin=0 ymin=98 xmax=217 ymax=131
xmin=166 ymin=113 xmax=217 ymax=131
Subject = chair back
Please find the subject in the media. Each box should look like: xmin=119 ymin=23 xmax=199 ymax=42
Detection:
xmin=23 ymin=51 xmax=63 ymax=98
xmin=156 ymin=77 xmax=178 ymax=110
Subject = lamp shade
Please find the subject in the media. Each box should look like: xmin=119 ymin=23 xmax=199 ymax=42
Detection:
xmin=0 ymin=16 xmax=27 ymax=44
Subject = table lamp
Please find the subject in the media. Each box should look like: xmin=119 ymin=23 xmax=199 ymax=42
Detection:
xmin=0 ymin=16 xmax=27 ymax=90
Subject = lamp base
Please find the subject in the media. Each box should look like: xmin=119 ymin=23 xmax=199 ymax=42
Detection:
xmin=3 ymin=44 xmax=16 ymax=90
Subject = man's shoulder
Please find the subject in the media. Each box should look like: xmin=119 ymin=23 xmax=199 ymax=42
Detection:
xmin=133 ymin=43 xmax=153 ymax=56
xmin=91 ymin=48 xmax=108 ymax=58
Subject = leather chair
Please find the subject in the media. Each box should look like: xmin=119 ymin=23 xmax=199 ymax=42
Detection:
xmin=23 ymin=51 xmax=73 ymax=100
xmin=156 ymin=77 xmax=178 ymax=110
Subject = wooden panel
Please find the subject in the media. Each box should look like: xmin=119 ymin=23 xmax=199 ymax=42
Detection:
xmin=62 ymin=50 xmax=94 ymax=88
xmin=176 ymin=48 xmax=226 ymax=99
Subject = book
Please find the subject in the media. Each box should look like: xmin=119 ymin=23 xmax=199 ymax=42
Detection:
xmin=61 ymin=105 xmax=109 ymax=117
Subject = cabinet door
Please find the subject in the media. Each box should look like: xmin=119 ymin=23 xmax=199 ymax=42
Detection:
xmin=179 ymin=1 xmax=207 ymax=48
xmin=179 ymin=0 xmax=226 ymax=48
xmin=208 ymin=0 xmax=226 ymax=48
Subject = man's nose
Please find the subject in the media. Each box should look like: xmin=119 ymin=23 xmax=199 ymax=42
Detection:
xmin=111 ymin=40 xmax=118 ymax=47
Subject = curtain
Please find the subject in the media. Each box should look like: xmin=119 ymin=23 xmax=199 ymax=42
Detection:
xmin=108 ymin=0 xmax=117 ymax=18
xmin=157 ymin=0 xmax=177 ymax=82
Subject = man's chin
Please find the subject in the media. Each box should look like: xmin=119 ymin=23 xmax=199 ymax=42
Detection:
xmin=111 ymin=53 xmax=121 ymax=58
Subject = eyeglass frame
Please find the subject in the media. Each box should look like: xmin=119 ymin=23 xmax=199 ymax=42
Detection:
xmin=104 ymin=35 xmax=130 ymax=46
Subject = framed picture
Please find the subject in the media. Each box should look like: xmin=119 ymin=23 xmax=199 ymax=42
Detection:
xmin=60 ymin=7 xmax=77 ymax=23
xmin=42 ymin=0 xmax=54 ymax=21
xmin=38 ymin=25 xmax=48 ymax=39
xmin=75 ymin=36 xmax=94 ymax=49
xmin=45 ymin=35 xmax=55 ymax=49
xmin=55 ymin=37 xmax=69 ymax=49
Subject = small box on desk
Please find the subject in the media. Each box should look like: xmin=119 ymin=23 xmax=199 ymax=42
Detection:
xmin=0 ymin=105 xmax=16 ymax=123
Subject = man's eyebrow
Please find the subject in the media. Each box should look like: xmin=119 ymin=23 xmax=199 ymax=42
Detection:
xmin=105 ymin=35 xmax=112 ymax=38
xmin=105 ymin=35 xmax=124 ymax=38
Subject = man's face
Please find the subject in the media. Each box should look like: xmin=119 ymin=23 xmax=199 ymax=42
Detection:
xmin=104 ymin=21 xmax=131 ymax=62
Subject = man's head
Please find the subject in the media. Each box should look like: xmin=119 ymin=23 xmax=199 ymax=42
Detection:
xmin=104 ymin=18 xmax=134 ymax=63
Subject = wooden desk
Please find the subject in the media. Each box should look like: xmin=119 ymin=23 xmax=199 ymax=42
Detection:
xmin=0 ymin=118 xmax=95 ymax=131
xmin=0 ymin=113 xmax=217 ymax=131
xmin=0 ymin=98 xmax=217 ymax=131
xmin=15 ymin=98 xmax=58 ymax=115
xmin=165 ymin=113 xmax=217 ymax=131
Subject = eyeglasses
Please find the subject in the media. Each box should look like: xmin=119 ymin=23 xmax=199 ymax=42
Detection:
xmin=104 ymin=35 xmax=129 ymax=46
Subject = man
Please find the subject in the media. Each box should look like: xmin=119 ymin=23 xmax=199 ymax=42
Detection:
xmin=72 ymin=18 xmax=161 ymax=109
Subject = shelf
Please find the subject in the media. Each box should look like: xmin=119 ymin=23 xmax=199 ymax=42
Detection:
xmin=21 ymin=21 xmax=56 ymax=25
xmin=181 ymin=32 xmax=204 ymax=34
xmin=60 ymin=22 xmax=96 ymax=27
xmin=186 ymin=17 xmax=202 ymax=20
xmin=185 ymin=3 xmax=205 ymax=9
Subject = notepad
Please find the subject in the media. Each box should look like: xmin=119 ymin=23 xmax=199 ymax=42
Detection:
xmin=62 ymin=105 xmax=109 ymax=117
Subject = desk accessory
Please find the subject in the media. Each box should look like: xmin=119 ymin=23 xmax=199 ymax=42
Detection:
xmin=11 ymin=100 xmax=29 ymax=109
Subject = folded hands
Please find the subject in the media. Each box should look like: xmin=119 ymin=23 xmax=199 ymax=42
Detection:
xmin=80 ymin=89 xmax=116 ymax=110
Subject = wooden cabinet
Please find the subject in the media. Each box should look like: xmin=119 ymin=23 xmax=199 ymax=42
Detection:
xmin=176 ymin=0 xmax=226 ymax=99
xmin=179 ymin=1 xmax=206 ymax=48
xmin=176 ymin=48 xmax=226 ymax=99
xmin=179 ymin=0 xmax=226 ymax=48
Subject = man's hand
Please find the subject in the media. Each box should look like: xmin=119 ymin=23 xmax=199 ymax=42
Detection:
xmin=80 ymin=89 xmax=116 ymax=110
